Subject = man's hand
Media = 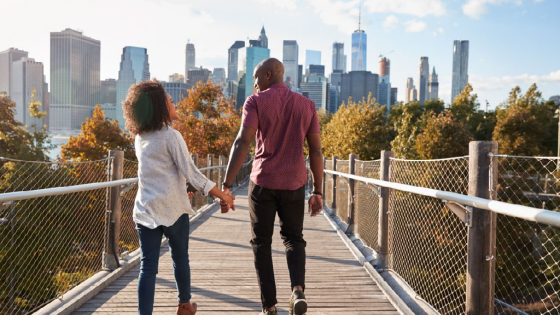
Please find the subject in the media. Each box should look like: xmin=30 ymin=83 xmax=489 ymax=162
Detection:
xmin=220 ymin=188 xmax=236 ymax=213
xmin=308 ymin=194 xmax=323 ymax=217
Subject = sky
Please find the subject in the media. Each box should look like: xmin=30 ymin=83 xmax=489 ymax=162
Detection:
xmin=2 ymin=0 xmax=559 ymax=109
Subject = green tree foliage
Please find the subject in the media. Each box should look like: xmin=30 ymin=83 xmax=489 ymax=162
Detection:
xmin=415 ymin=111 xmax=473 ymax=159
xmin=0 ymin=93 xmax=52 ymax=161
xmin=321 ymin=95 xmax=390 ymax=160
xmin=60 ymin=105 xmax=135 ymax=161
xmin=493 ymin=84 xmax=557 ymax=155
xmin=174 ymin=80 xmax=241 ymax=157
xmin=451 ymin=84 xmax=496 ymax=141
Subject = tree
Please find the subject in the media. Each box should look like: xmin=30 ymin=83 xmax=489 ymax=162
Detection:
xmin=389 ymin=101 xmax=432 ymax=159
xmin=0 ymin=92 xmax=52 ymax=161
xmin=415 ymin=111 xmax=473 ymax=159
xmin=450 ymin=83 xmax=496 ymax=140
xmin=174 ymin=80 xmax=241 ymax=157
xmin=493 ymin=84 xmax=557 ymax=156
xmin=321 ymin=94 xmax=390 ymax=160
xmin=60 ymin=105 xmax=135 ymax=161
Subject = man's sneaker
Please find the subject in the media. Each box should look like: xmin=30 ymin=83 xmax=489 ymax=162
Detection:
xmin=259 ymin=306 xmax=277 ymax=315
xmin=289 ymin=290 xmax=307 ymax=315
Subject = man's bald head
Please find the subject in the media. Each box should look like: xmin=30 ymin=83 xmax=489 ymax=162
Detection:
xmin=253 ymin=58 xmax=285 ymax=92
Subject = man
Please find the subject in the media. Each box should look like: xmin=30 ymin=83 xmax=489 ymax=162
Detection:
xmin=221 ymin=58 xmax=324 ymax=315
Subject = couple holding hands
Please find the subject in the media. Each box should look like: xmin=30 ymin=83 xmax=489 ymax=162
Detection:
xmin=123 ymin=58 xmax=324 ymax=315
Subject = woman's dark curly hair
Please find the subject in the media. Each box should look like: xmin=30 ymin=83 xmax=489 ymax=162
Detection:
xmin=123 ymin=79 xmax=171 ymax=136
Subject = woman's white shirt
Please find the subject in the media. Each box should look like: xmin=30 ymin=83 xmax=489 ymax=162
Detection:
xmin=133 ymin=126 xmax=215 ymax=228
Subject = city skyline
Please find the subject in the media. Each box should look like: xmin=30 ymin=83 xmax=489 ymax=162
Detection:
xmin=1 ymin=0 xmax=558 ymax=109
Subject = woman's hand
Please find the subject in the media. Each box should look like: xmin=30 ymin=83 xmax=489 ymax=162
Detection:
xmin=188 ymin=192 xmax=194 ymax=200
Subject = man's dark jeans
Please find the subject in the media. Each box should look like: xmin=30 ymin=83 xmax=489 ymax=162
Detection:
xmin=248 ymin=180 xmax=306 ymax=308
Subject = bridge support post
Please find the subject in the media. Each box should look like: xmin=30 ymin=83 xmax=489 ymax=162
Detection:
xmin=322 ymin=157 xmax=327 ymax=197
xmin=377 ymin=150 xmax=395 ymax=270
xmin=346 ymin=154 xmax=358 ymax=234
xmin=219 ymin=155 xmax=225 ymax=191
xmin=207 ymin=154 xmax=214 ymax=204
xmin=103 ymin=150 xmax=124 ymax=271
xmin=466 ymin=141 xmax=498 ymax=315
xmin=331 ymin=156 xmax=339 ymax=212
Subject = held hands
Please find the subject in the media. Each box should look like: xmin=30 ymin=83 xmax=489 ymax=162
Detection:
xmin=220 ymin=187 xmax=236 ymax=213
xmin=308 ymin=194 xmax=323 ymax=217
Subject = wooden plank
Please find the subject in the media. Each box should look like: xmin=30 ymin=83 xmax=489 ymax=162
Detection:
xmin=71 ymin=186 xmax=399 ymax=314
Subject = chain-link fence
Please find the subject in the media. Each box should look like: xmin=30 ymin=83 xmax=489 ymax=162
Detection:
xmin=0 ymin=157 xmax=109 ymax=315
xmin=388 ymin=156 xmax=470 ymax=315
xmin=493 ymin=155 xmax=560 ymax=314
xmin=355 ymin=160 xmax=381 ymax=251
xmin=335 ymin=160 xmax=349 ymax=223
xmin=324 ymin=160 xmax=333 ymax=209
xmin=0 ymin=153 xmax=251 ymax=315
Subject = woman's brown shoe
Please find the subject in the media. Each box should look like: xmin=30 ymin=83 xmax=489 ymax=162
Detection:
xmin=177 ymin=302 xmax=197 ymax=315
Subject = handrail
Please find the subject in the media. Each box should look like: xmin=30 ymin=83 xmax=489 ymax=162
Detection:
xmin=324 ymin=169 xmax=560 ymax=228
xmin=0 ymin=178 xmax=139 ymax=203
xmin=0 ymin=162 xmax=254 ymax=203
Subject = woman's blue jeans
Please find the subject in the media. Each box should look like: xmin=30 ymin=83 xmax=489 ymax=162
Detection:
xmin=136 ymin=213 xmax=191 ymax=315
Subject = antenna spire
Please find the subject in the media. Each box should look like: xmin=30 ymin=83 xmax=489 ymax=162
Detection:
xmin=358 ymin=0 xmax=362 ymax=31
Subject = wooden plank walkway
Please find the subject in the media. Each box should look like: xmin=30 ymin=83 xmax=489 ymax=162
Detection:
xmin=72 ymin=186 xmax=399 ymax=315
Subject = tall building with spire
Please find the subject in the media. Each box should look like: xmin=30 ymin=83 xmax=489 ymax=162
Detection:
xmin=50 ymin=28 xmax=100 ymax=133
xmin=258 ymin=26 xmax=268 ymax=48
xmin=332 ymin=42 xmax=347 ymax=73
xmin=451 ymin=40 xmax=469 ymax=103
xmin=418 ymin=57 xmax=429 ymax=105
xmin=116 ymin=46 xmax=150 ymax=130
xmin=378 ymin=57 xmax=391 ymax=112
xmin=185 ymin=42 xmax=196 ymax=76
xmin=351 ymin=3 xmax=367 ymax=71
xmin=428 ymin=67 xmax=439 ymax=101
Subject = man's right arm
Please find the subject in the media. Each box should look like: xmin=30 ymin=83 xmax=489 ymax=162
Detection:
xmin=307 ymin=132 xmax=323 ymax=216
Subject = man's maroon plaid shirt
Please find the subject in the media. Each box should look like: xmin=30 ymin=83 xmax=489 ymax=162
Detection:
xmin=242 ymin=83 xmax=320 ymax=190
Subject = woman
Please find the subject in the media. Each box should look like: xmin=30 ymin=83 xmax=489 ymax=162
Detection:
xmin=123 ymin=80 xmax=234 ymax=315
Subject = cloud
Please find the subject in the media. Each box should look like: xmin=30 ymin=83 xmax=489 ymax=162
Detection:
xmin=404 ymin=20 xmax=427 ymax=32
xmin=382 ymin=15 xmax=399 ymax=29
xmin=252 ymin=0 xmax=297 ymax=10
xmin=470 ymin=70 xmax=560 ymax=92
xmin=463 ymin=0 xmax=524 ymax=19
xmin=433 ymin=27 xmax=444 ymax=36
xmin=305 ymin=0 xmax=444 ymax=33
xmin=364 ymin=0 xmax=446 ymax=17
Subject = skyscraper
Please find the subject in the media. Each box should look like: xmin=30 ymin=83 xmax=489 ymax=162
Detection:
xmin=418 ymin=57 xmax=429 ymax=105
xmin=300 ymin=75 xmax=327 ymax=111
xmin=243 ymin=46 xmax=270 ymax=99
xmin=451 ymin=40 xmax=469 ymax=103
xmin=168 ymin=73 xmax=185 ymax=83
xmin=305 ymin=50 xmax=321 ymax=71
xmin=378 ymin=57 xmax=391 ymax=112
xmin=340 ymin=71 xmax=379 ymax=107
xmin=258 ymin=26 xmax=268 ymax=49
xmin=185 ymin=42 xmax=196 ymax=76
xmin=428 ymin=67 xmax=439 ymax=101
xmin=332 ymin=42 xmax=347 ymax=73
xmin=405 ymin=77 xmax=417 ymax=103
xmin=0 ymin=48 xmax=29 ymax=97
xmin=101 ymin=79 xmax=117 ymax=105
xmin=283 ymin=40 xmax=299 ymax=91
xmin=50 ymin=28 xmax=100 ymax=133
xmin=390 ymin=88 xmax=398 ymax=106
xmin=212 ymin=68 xmax=226 ymax=86
xmin=351 ymin=31 xmax=367 ymax=71
xmin=116 ymin=46 xmax=150 ymax=130
xmin=187 ymin=68 xmax=211 ymax=88
xmin=379 ymin=57 xmax=390 ymax=77
xmin=308 ymin=65 xmax=325 ymax=76
xmin=12 ymin=57 xmax=46 ymax=130
xmin=227 ymin=41 xmax=245 ymax=83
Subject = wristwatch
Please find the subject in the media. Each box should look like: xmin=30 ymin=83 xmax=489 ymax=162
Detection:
xmin=222 ymin=182 xmax=233 ymax=189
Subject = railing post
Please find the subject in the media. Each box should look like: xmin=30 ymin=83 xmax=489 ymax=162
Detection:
xmin=377 ymin=150 xmax=395 ymax=270
xmin=322 ymin=157 xmax=327 ymax=197
xmin=346 ymin=154 xmax=358 ymax=234
xmin=466 ymin=141 xmax=498 ymax=315
xmin=219 ymin=156 xmax=225 ymax=189
xmin=103 ymin=150 xmax=124 ymax=270
xmin=331 ymin=156 xmax=339 ymax=210
xmin=207 ymin=154 xmax=214 ymax=204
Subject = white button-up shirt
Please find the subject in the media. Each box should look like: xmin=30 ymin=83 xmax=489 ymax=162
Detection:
xmin=133 ymin=126 xmax=215 ymax=228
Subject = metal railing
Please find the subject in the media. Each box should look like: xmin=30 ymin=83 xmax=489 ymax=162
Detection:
xmin=0 ymin=152 xmax=252 ymax=315
xmin=315 ymin=142 xmax=560 ymax=315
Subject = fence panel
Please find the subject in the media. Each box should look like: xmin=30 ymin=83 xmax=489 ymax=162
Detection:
xmin=0 ymin=158 xmax=108 ymax=315
xmin=324 ymin=160 xmax=333 ymax=209
xmin=355 ymin=160 xmax=381 ymax=250
xmin=120 ymin=159 xmax=139 ymax=256
xmin=494 ymin=156 xmax=560 ymax=314
xmin=388 ymin=156 xmax=470 ymax=315
xmin=335 ymin=160 xmax=349 ymax=223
